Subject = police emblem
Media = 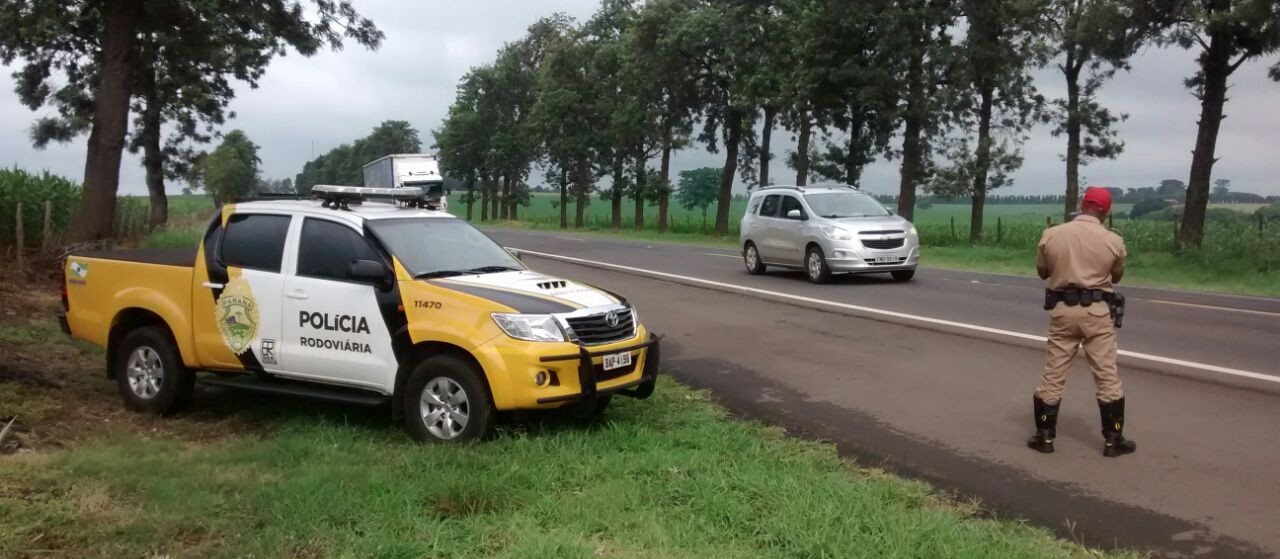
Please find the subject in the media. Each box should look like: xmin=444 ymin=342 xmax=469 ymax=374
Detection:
xmin=216 ymin=276 xmax=259 ymax=355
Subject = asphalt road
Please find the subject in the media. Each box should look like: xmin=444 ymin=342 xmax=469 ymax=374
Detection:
xmin=492 ymin=228 xmax=1280 ymax=558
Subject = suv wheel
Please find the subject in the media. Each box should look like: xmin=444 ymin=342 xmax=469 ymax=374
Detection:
xmin=116 ymin=326 xmax=194 ymax=415
xmin=891 ymin=269 xmax=916 ymax=282
xmin=806 ymin=246 xmax=832 ymax=284
xmin=404 ymin=354 xmax=495 ymax=443
xmin=743 ymin=242 xmax=766 ymax=275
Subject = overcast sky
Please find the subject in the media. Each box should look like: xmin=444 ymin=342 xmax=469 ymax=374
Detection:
xmin=2 ymin=0 xmax=1278 ymax=198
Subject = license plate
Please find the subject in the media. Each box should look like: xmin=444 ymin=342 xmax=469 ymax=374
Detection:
xmin=874 ymin=256 xmax=900 ymax=264
xmin=602 ymin=352 xmax=632 ymax=371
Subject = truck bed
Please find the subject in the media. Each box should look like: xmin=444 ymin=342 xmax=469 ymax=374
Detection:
xmin=72 ymin=247 xmax=198 ymax=267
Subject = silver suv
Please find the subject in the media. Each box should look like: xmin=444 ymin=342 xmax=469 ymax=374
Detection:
xmin=739 ymin=185 xmax=920 ymax=283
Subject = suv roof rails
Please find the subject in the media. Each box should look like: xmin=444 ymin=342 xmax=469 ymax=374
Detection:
xmin=757 ymin=184 xmax=805 ymax=192
xmin=311 ymin=184 xmax=435 ymax=211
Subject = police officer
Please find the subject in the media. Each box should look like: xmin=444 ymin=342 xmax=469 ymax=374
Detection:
xmin=1028 ymin=187 xmax=1136 ymax=457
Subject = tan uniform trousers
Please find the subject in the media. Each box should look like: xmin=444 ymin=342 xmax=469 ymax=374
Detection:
xmin=1035 ymin=302 xmax=1123 ymax=405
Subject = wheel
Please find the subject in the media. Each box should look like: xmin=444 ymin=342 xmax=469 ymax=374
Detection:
xmin=115 ymin=326 xmax=194 ymax=415
xmin=805 ymin=246 xmax=832 ymax=284
xmin=403 ymin=354 xmax=494 ymax=443
xmin=743 ymin=242 xmax=766 ymax=275
xmin=891 ymin=269 xmax=916 ymax=282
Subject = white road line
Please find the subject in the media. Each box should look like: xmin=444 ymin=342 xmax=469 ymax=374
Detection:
xmin=1145 ymin=299 xmax=1280 ymax=318
xmin=516 ymin=248 xmax=1279 ymax=385
xmin=702 ymin=252 xmax=739 ymax=258
xmin=554 ymin=236 xmax=586 ymax=242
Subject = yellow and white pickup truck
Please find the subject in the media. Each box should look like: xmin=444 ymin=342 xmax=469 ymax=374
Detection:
xmin=58 ymin=185 xmax=660 ymax=442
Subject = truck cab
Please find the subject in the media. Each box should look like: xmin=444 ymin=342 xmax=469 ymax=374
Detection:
xmin=362 ymin=154 xmax=449 ymax=212
xmin=60 ymin=186 xmax=659 ymax=442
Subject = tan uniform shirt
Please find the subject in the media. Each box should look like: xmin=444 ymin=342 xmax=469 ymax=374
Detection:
xmin=1036 ymin=215 xmax=1126 ymax=292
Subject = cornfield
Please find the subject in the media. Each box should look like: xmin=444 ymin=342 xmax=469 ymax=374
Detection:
xmin=0 ymin=168 xmax=150 ymax=251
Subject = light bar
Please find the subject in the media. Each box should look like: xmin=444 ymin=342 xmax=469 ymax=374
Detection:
xmin=312 ymin=184 xmax=426 ymax=200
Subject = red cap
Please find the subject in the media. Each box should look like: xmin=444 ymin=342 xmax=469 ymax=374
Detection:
xmin=1082 ymin=186 xmax=1112 ymax=214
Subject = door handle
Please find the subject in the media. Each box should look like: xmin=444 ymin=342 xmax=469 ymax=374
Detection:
xmin=201 ymin=281 xmax=224 ymax=289
xmin=286 ymin=290 xmax=309 ymax=300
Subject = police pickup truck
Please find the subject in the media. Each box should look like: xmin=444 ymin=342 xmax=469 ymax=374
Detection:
xmin=58 ymin=185 xmax=659 ymax=442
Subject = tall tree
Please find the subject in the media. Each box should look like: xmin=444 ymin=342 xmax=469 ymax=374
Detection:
xmin=295 ymin=120 xmax=422 ymax=192
xmin=675 ymin=0 xmax=768 ymax=235
xmin=1157 ymin=0 xmax=1280 ymax=247
xmin=1047 ymin=0 xmax=1143 ymax=220
xmin=675 ymin=167 xmax=722 ymax=232
xmin=0 ymin=0 xmax=382 ymax=240
xmin=931 ymin=0 xmax=1048 ymax=242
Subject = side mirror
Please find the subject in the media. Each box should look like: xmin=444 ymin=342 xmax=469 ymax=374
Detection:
xmin=348 ymin=259 xmax=392 ymax=287
xmin=507 ymin=248 xmax=524 ymax=262
xmin=786 ymin=209 xmax=805 ymax=220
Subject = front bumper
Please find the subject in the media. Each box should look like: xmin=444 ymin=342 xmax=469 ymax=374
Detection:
xmin=822 ymin=241 xmax=920 ymax=273
xmin=475 ymin=325 xmax=660 ymax=411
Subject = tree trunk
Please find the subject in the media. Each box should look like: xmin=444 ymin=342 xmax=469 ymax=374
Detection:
xmin=138 ymin=55 xmax=167 ymax=230
xmin=633 ymin=151 xmax=646 ymax=230
xmin=73 ymin=0 xmax=142 ymax=241
xmin=499 ymin=176 xmax=510 ymax=220
xmin=610 ymin=156 xmax=624 ymax=229
xmin=795 ymin=109 xmax=811 ymax=186
xmin=465 ymin=177 xmax=475 ymax=221
xmin=559 ymin=167 xmax=569 ymax=229
xmin=658 ymin=130 xmax=672 ymax=233
xmin=480 ymin=177 xmax=490 ymax=221
xmin=715 ymin=109 xmax=743 ymax=236
xmin=759 ymin=105 xmax=774 ymax=187
xmin=844 ymin=112 xmax=864 ymax=187
xmin=897 ymin=50 xmax=925 ymax=221
xmin=1180 ymin=28 xmax=1232 ymax=249
xmin=1063 ymin=56 xmax=1082 ymax=221
xmin=970 ymin=88 xmax=994 ymax=243
xmin=575 ymin=157 xmax=589 ymax=228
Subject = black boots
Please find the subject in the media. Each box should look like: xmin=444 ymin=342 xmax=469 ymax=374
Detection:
xmin=1027 ymin=396 xmax=1059 ymax=453
xmin=1099 ymin=398 xmax=1137 ymax=457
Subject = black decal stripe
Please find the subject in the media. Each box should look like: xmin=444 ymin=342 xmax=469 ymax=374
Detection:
xmin=202 ymin=214 xmax=263 ymax=372
xmin=365 ymin=224 xmax=410 ymax=363
xmin=429 ymin=281 xmax=577 ymax=314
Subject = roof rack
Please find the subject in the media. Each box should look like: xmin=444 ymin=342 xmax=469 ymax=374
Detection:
xmin=311 ymin=184 xmax=433 ymax=211
xmin=757 ymin=184 xmax=805 ymax=192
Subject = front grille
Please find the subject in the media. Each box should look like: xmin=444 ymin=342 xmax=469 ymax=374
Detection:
xmin=862 ymin=238 xmax=905 ymax=250
xmin=565 ymin=308 xmax=635 ymax=345
xmin=859 ymin=229 xmax=904 ymax=235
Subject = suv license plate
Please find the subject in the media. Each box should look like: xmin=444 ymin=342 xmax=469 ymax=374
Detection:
xmin=602 ymin=352 xmax=632 ymax=371
xmin=874 ymin=256 xmax=899 ymax=264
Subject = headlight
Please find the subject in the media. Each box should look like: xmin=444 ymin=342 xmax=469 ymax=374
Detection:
xmin=907 ymin=224 xmax=918 ymax=237
xmin=820 ymin=225 xmax=853 ymax=240
xmin=491 ymin=313 xmax=566 ymax=342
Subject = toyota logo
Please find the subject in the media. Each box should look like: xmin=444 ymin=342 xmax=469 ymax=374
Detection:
xmin=605 ymin=311 xmax=620 ymax=328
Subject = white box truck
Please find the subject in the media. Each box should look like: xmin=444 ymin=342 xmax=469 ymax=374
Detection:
xmin=363 ymin=154 xmax=448 ymax=211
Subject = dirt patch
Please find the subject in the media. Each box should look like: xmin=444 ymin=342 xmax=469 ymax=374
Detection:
xmin=0 ymin=255 xmax=269 ymax=455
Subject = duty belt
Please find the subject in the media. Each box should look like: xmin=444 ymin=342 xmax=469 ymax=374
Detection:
xmin=1044 ymin=288 xmax=1126 ymax=328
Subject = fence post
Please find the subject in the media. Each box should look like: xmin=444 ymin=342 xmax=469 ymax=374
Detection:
xmin=15 ymin=203 xmax=24 ymax=274
xmin=1045 ymin=215 xmax=1052 ymax=228
xmin=997 ymin=217 xmax=1003 ymax=244
xmin=42 ymin=200 xmax=53 ymax=252
xmin=950 ymin=216 xmax=955 ymax=239
xmin=1108 ymin=214 xmax=1114 ymax=229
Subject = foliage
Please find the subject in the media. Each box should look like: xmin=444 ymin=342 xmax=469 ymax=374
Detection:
xmin=675 ymin=167 xmax=722 ymax=223
xmin=294 ymin=121 xmax=422 ymax=192
xmin=1129 ymin=197 xmax=1171 ymax=219
xmin=0 ymin=168 xmax=80 ymax=249
xmin=195 ymin=131 xmax=261 ymax=205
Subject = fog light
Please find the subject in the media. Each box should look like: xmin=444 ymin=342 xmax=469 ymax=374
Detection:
xmin=535 ymin=371 xmax=548 ymax=386
xmin=833 ymin=251 xmax=846 ymax=259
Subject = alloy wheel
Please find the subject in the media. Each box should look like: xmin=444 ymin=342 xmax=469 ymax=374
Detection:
xmin=420 ymin=377 xmax=470 ymax=440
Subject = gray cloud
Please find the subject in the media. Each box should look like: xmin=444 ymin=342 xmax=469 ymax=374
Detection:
xmin=1 ymin=0 xmax=1277 ymax=197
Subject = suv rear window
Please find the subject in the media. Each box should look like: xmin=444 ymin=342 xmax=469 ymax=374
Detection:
xmin=297 ymin=218 xmax=381 ymax=282
xmin=759 ymin=195 xmax=781 ymax=217
xmin=221 ymin=214 xmax=290 ymax=273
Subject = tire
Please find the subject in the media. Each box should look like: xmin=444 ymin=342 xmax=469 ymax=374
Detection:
xmin=891 ymin=269 xmax=916 ymax=282
xmin=403 ymin=354 xmax=495 ymax=443
xmin=115 ymin=326 xmax=194 ymax=415
xmin=743 ymin=242 xmax=766 ymax=275
xmin=805 ymin=246 xmax=832 ymax=284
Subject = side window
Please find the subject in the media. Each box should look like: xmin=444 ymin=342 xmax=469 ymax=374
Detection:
xmin=221 ymin=214 xmax=290 ymax=273
xmin=748 ymin=197 xmax=762 ymax=216
xmin=297 ymin=218 xmax=381 ymax=282
xmin=780 ymin=196 xmax=806 ymax=219
xmin=760 ymin=195 xmax=781 ymax=218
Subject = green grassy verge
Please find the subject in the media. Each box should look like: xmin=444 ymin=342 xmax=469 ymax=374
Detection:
xmin=1 ymin=380 xmax=1119 ymax=559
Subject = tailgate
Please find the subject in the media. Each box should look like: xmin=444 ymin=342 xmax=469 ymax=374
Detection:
xmin=63 ymin=251 xmax=196 ymax=348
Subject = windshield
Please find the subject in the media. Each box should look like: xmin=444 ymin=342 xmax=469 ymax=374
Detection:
xmin=367 ymin=218 xmax=521 ymax=278
xmin=803 ymin=191 xmax=891 ymax=218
